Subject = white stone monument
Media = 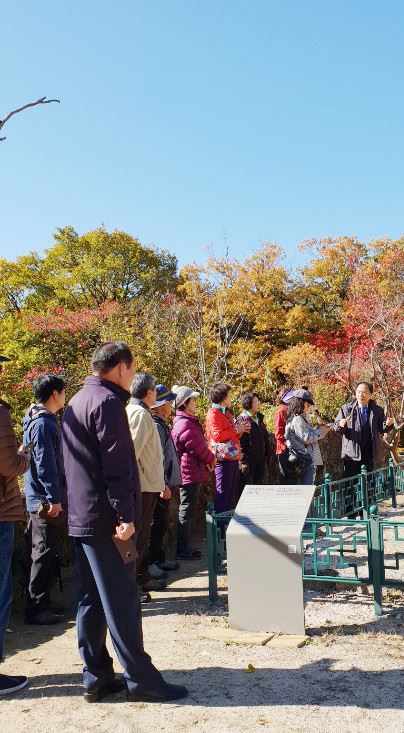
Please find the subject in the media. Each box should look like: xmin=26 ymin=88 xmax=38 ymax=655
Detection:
xmin=227 ymin=484 xmax=315 ymax=635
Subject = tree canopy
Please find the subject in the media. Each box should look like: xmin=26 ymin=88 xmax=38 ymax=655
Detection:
xmin=0 ymin=227 xmax=402 ymax=440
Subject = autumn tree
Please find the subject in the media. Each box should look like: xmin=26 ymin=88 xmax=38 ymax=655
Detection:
xmin=0 ymin=227 xmax=180 ymax=422
xmin=178 ymin=243 xmax=290 ymax=398
xmin=285 ymin=236 xmax=368 ymax=340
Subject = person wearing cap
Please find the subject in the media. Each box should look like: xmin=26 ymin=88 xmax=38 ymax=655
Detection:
xmin=206 ymin=383 xmax=250 ymax=513
xmin=0 ymin=355 xmax=31 ymax=696
xmin=274 ymin=388 xmax=296 ymax=484
xmin=285 ymin=389 xmax=330 ymax=485
xmin=171 ymin=385 xmax=215 ymax=560
xmin=126 ymin=374 xmax=167 ymax=595
xmin=149 ymin=385 xmax=181 ymax=576
xmin=237 ymin=392 xmax=270 ymax=501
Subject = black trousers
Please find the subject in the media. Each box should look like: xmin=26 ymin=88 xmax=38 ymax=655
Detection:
xmin=136 ymin=492 xmax=158 ymax=586
xmin=236 ymin=462 xmax=266 ymax=503
xmin=75 ymin=536 xmax=165 ymax=693
xmin=343 ymin=457 xmax=374 ymax=478
xmin=149 ymin=497 xmax=170 ymax=565
xmin=25 ymin=512 xmax=60 ymax=618
xmin=343 ymin=457 xmax=374 ymax=517
xmin=177 ymin=482 xmax=201 ymax=554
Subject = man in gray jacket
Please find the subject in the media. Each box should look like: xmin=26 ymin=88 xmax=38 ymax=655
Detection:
xmin=334 ymin=381 xmax=394 ymax=477
xmin=126 ymin=374 xmax=167 ymax=595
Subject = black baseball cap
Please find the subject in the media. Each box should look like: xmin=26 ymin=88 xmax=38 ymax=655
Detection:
xmin=294 ymin=388 xmax=314 ymax=405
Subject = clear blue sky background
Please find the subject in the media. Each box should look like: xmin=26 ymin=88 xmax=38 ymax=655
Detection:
xmin=1 ymin=1 xmax=403 ymax=270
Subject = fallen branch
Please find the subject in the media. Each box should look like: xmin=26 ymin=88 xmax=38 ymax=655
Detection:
xmin=0 ymin=96 xmax=60 ymax=141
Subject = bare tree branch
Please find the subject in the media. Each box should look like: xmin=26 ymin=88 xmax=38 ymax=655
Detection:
xmin=0 ymin=96 xmax=60 ymax=141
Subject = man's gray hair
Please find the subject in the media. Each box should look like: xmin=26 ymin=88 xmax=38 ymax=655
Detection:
xmin=131 ymin=373 xmax=156 ymax=399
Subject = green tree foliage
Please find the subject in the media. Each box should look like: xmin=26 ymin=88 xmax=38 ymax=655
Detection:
xmin=0 ymin=227 xmax=402 ymax=437
xmin=0 ymin=227 xmax=179 ymax=427
xmin=46 ymin=227 xmax=178 ymax=306
xmin=0 ymin=226 xmax=178 ymax=314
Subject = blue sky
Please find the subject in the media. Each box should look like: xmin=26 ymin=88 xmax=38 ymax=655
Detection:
xmin=1 ymin=1 xmax=403 ymax=270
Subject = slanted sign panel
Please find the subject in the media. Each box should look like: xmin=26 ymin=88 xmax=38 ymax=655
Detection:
xmin=227 ymin=484 xmax=316 ymax=635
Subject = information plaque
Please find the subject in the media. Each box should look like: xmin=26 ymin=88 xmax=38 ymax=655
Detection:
xmin=227 ymin=484 xmax=315 ymax=635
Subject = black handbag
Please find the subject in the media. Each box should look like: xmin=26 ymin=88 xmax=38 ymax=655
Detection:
xmin=287 ymin=448 xmax=312 ymax=474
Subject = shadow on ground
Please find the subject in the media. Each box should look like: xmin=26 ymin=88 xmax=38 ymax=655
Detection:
xmin=7 ymin=572 xmax=76 ymax=655
xmin=8 ymin=658 xmax=404 ymax=709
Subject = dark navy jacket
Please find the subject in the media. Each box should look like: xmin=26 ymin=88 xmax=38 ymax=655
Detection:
xmin=334 ymin=399 xmax=391 ymax=464
xmin=23 ymin=405 xmax=65 ymax=512
xmin=62 ymin=376 xmax=141 ymax=537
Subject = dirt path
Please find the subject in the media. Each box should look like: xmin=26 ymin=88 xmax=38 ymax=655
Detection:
xmin=1 ymin=501 xmax=403 ymax=733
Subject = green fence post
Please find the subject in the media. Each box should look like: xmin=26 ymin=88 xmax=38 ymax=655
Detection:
xmin=369 ymin=504 xmax=383 ymax=616
xmin=324 ymin=473 xmax=331 ymax=519
xmin=361 ymin=464 xmax=369 ymax=519
xmin=388 ymin=458 xmax=397 ymax=509
xmin=206 ymin=502 xmax=218 ymax=602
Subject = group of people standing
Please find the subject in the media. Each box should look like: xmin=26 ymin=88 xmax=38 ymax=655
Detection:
xmin=0 ymin=342 xmax=269 ymax=700
xmin=274 ymin=383 xmax=394 ymax=485
xmin=0 ymin=341 xmax=394 ymax=699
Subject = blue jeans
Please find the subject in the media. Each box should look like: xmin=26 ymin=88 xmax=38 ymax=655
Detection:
xmin=298 ymin=464 xmax=316 ymax=531
xmin=298 ymin=464 xmax=316 ymax=485
xmin=0 ymin=522 xmax=14 ymax=661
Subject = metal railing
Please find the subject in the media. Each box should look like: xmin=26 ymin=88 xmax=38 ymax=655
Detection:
xmin=309 ymin=460 xmax=400 ymax=519
xmin=206 ymin=461 xmax=404 ymax=614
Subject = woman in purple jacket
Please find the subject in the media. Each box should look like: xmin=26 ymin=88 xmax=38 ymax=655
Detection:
xmin=171 ymin=385 xmax=215 ymax=560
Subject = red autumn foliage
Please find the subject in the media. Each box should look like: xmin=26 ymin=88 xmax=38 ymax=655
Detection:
xmin=28 ymin=302 xmax=119 ymax=334
xmin=13 ymin=365 xmax=64 ymax=392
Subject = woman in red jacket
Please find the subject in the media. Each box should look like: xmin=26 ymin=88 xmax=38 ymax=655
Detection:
xmin=274 ymin=389 xmax=296 ymax=484
xmin=206 ymin=383 xmax=250 ymax=512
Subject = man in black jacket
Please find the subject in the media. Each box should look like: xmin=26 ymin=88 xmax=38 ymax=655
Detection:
xmin=237 ymin=392 xmax=270 ymax=501
xmin=62 ymin=342 xmax=187 ymax=703
xmin=149 ymin=384 xmax=181 ymax=576
xmin=334 ymin=381 xmax=394 ymax=477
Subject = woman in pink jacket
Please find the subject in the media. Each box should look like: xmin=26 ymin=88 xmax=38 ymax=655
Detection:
xmin=171 ymin=386 xmax=215 ymax=561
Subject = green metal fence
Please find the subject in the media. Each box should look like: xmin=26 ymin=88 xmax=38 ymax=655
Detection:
xmin=206 ymin=461 xmax=404 ymax=614
xmin=309 ymin=460 xmax=400 ymax=519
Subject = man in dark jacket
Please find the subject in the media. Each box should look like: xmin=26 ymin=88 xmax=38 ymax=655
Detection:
xmin=23 ymin=374 xmax=66 ymax=625
xmin=334 ymin=381 xmax=394 ymax=477
xmin=149 ymin=384 xmax=181 ymax=576
xmin=237 ymin=392 xmax=270 ymax=501
xmin=62 ymin=341 xmax=187 ymax=703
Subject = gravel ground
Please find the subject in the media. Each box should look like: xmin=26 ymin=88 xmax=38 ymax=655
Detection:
xmin=1 ymin=500 xmax=403 ymax=733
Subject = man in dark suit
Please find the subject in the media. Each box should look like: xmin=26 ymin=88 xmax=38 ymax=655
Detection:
xmin=62 ymin=341 xmax=188 ymax=703
xmin=334 ymin=381 xmax=394 ymax=477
